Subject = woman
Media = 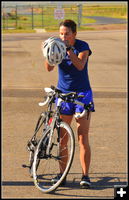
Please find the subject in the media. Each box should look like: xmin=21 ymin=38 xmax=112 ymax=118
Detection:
xmin=44 ymin=19 xmax=95 ymax=188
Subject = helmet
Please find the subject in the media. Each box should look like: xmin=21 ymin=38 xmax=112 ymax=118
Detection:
xmin=42 ymin=37 xmax=66 ymax=65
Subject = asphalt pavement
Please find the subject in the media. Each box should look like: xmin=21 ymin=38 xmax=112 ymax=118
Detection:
xmin=2 ymin=30 xmax=127 ymax=199
xmin=85 ymin=16 xmax=127 ymax=25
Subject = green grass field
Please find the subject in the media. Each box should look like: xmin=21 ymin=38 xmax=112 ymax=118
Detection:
xmin=2 ymin=3 xmax=127 ymax=33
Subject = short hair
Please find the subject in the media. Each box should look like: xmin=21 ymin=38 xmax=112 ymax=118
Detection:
xmin=59 ymin=19 xmax=77 ymax=33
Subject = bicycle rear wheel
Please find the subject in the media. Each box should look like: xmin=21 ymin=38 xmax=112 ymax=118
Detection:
xmin=32 ymin=121 xmax=75 ymax=193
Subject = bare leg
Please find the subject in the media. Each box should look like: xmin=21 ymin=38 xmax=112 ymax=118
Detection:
xmin=59 ymin=115 xmax=73 ymax=174
xmin=76 ymin=113 xmax=91 ymax=176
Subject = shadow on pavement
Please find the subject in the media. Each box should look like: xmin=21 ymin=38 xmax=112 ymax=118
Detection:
xmin=2 ymin=172 xmax=127 ymax=189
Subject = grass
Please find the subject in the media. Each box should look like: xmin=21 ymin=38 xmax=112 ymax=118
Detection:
xmin=2 ymin=3 xmax=127 ymax=33
xmin=82 ymin=5 xmax=127 ymax=19
xmin=2 ymin=29 xmax=36 ymax=33
xmin=2 ymin=14 xmax=96 ymax=28
xmin=2 ymin=25 xmax=96 ymax=34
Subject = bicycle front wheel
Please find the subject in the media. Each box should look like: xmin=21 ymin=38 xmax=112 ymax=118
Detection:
xmin=32 ymin=121 xmax=75 ymax=193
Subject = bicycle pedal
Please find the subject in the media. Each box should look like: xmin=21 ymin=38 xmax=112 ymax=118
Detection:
xmin=22 ymin=164 xmax=30 ymax=168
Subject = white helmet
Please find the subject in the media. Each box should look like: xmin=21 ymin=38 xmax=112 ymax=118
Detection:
xmin=42 ymin=37 xmax=66 ymax=65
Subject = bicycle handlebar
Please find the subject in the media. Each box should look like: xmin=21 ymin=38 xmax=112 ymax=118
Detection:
xmin=39 ymin=86 xmax=93 ymax=119
xmin=74 ymin=111 xmax=86 ymax=119
xmin=39 ymin=86 xmax=77 ymax=107
xmin=38 ymin=87 xmax=55 ymax=106
xmin=39 ymin=96 xmax=50 ymax=106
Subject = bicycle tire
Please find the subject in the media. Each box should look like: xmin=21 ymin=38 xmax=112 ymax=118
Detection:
xmin=27 ymin=113 xmax=46 ymax=177
xmin=32 ymin=121 xmax=75 ymax=193
xmin=29 ymin=152 xmax=40 ymax=178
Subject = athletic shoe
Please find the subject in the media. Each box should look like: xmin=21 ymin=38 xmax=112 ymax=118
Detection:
xmin=80 ymin=175 xmax=91 ymax=188
xmin=51 ymin=174 xmax=66 ymax=186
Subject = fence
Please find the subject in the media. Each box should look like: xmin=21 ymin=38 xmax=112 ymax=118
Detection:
xmin=2 ymin=2 xmax=127 ymax=30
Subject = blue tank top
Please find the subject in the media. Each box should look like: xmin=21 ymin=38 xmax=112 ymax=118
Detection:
xmin=57 ymin=39 xmax=92 ymax=93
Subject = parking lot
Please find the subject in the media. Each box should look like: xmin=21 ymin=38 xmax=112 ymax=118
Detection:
xmin=2 ymin=30 xmax=127 ymax=198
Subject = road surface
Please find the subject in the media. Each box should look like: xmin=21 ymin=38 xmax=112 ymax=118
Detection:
xmin=2 ymin=30 xmax=127 ymax=198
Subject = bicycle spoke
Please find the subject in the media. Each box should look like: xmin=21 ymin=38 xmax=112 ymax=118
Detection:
xmin=33 ymin=122 xmax=75 ymax=193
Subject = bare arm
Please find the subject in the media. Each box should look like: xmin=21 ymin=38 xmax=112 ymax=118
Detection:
xmin=67 ymin=49 xmax=90 ymax=71
xmin=45 ymin=60 xmax=55 ymax=72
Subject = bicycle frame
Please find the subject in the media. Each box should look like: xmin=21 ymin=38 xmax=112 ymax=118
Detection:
xmin=22 ymin=85 xmax=96 ymax=193
xmin=37 ymin=87 xmax=94 ymax=154
xmin=23 ymin=85 xmax=94 ymax=170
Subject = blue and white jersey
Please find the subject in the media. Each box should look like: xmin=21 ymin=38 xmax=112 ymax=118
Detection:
xmin=57 ymin=39 xmax=92 ymax=93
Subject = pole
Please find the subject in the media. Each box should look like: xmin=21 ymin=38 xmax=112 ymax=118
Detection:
xmin=16 ymin=5 xmax=17 ymax=29
xmin=78 ymin=4 xmax=82 ymax=28
xmin=32 ymin=6 xmax=34 ymax=29
xmin=42 ymin=6 xmax=43 ymax=28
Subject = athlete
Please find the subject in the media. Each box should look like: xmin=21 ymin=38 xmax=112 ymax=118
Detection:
xmin=44 ymin=19 xmax=95 ymax=188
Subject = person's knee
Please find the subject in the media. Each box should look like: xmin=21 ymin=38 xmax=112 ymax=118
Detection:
xmin=78 ymin=133 xmax=90 ymax=147
xmin=78 ymin=126 xmax=89 ymax=136
xmin=79 ymin=142 xmax=90 ymax=152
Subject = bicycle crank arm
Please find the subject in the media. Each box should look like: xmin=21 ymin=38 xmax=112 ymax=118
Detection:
xmin=49 ymin=155 xmax=61 ymax=160
xmin=22 ymin=164 xmax=31 ymax=168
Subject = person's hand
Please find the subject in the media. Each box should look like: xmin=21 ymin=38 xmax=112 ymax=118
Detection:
xmin=41 ymin=41 xmax=44 ymax=50
xmin=63 ymin=40 xmax=72 ymax=51
xmin=41 ymin=41 xmax=47 ymax=58
xmin=63 ymin=40 xmax=70 ymax=47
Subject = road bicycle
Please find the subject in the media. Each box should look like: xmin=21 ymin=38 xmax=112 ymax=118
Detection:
xmin=23 ymin=85 xmax=94 ymax=193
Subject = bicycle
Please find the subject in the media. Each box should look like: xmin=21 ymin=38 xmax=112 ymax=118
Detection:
xmin=22 ymin=85 xmax=94 ymax=193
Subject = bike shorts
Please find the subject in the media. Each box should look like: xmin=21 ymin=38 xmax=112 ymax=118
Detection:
xmin=56 ymin=90 xmax=95 ymax=116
